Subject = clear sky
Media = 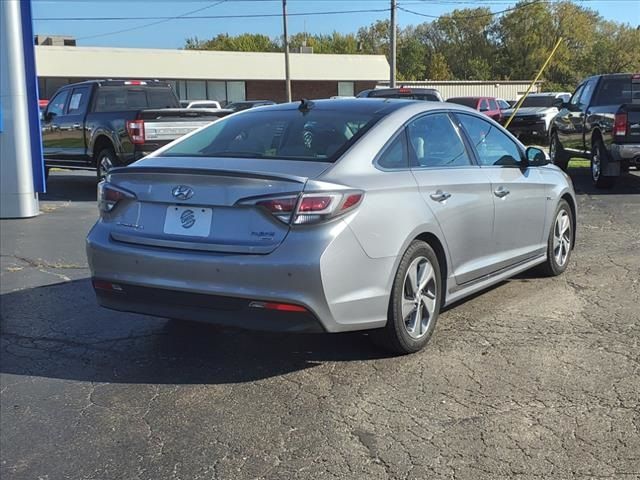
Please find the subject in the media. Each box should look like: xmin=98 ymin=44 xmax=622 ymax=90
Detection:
xmin=32 ymin=0 xmax=640 ymax=49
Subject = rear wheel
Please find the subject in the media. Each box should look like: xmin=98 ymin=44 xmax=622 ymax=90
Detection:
xmin=591 ymin=139 xmax=616 ymax=189
xmin=538 ymin=199 xmax=573 ymax=277
xmin=375 ymin=240 xmax=442 ymax=355
xmin=549 ymin=132 xmax=568 ymax=171
xmin=96 ymin=147 xmax=118 ymax=181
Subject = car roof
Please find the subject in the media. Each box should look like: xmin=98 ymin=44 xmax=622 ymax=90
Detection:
xmin=249 ymin=98 xmax=477 ymax=118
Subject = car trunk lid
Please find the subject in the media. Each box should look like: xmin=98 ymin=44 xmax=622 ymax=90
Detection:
xmin=104 ymin=157 xmax=331 ymax=254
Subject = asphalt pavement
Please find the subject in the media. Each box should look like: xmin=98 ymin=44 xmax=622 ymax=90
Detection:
xmin=1 ymin=168 xmax=639 ymax=480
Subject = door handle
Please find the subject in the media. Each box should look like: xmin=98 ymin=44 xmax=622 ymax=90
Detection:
xmin=430 ymin=190 xmax=451 ymax=202
xmin=72 ymin=123 xmax=81 ymax=129
xmin=494 ymin=186 xmax=510 ymax=198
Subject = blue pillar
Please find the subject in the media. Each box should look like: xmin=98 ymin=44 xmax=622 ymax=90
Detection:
xmin=0 ymin=0 xmax=44 ymax=218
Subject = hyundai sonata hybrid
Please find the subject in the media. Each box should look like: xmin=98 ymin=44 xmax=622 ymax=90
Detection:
xmin=87 ymin=98 xmax=576 ymax=354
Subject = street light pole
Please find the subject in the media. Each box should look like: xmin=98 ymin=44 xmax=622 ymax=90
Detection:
xmin=390 ymin=0 xmax=397 ymax=88
xmin=282 ymin=0 xmax=292 ymax=102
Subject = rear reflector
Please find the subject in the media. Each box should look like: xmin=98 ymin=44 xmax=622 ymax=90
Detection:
xmin=249 ymin=301 xmax=307 ymax=313
xmin=92 ymin=279 xmax=123 ymax=292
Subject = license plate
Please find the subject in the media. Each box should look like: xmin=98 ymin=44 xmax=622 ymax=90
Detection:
xmin=163 ymin=206 xmax=212 ymax=237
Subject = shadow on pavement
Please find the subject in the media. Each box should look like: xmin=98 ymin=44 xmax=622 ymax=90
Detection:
xmin=0 ymin=279 xmax=391 ymax=386
xmin=42 ymin=171 xmax=97 ymax=203
xmin=569 ymin=166 xmax=640 ymax=195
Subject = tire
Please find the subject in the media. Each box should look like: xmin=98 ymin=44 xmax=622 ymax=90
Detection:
xmin=549 ymin=132 xmax=569 ymax=171
xmin=591 ymin=139 xmax=616 ymax=189
xmin=538 ymin=199 xmax=573 ymax=277
xmin=95 ymin=147 xmax=118 ymax=181
xmin=375 ymin=240 xmax=442 ymax=355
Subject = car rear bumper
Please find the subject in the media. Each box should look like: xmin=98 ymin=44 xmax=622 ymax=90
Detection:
xmin=94 ymin=282 xmax=325 ymax=333
xmin=610 ymin=143 xmax=640 ymax=164
xmin=86 ymin=218 xmax=394 ymax=333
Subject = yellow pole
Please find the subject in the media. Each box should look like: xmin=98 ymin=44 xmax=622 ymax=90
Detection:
xmin=504 ymin=37 xmax=563 ymax=128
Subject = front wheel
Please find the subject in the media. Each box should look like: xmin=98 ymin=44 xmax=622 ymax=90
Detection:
xmin=538 ymin=200 xmax=573 ymax=277
xmin=591 ymin=140 xmax=616 ymax=189
xmin=549 ymin=132 xmax=568 ymax=171
xmin=375 ymin=240 xmax=442 ymax=355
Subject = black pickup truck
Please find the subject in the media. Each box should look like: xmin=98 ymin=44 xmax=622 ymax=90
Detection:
xmin=549 ymin=73 xmax=640 ymax=188
xmin=41 ymin=80 xmax=231 ymax=179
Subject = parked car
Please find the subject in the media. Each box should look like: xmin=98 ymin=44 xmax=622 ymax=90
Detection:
xmin=41 ymin=80 xmax=231 ymax=179
xmin=87 ymin=98 xmax=576 ymax=355
xmin=447 ymin=96 xmax=502 ymax=121
xmin=356 ymin=87 xmax=443 ymax=102
xmin=501 ymin=92 xmax=571 ymax=142
xmin=496 ymin=98 xmax=511 ymax=110
xmin=180 ymin=100 xmax=223 ymax=110
xmin=549 ymin=73 xmax=640 ymax=188
xmin=225 ymin=100 xmax=276 ymax=112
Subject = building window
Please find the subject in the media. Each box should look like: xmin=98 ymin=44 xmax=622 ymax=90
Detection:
xmin=227 ymin=81 xmax=246 ymax=102
xmin=186 ymin=80 xmax=207 ymax=100
xmin=338 ymin=81 xmax=355 ymax=97
xmin=207 ymin=81 xmax=226 ymax=103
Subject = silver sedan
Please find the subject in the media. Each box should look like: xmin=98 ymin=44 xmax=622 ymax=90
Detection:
xmin=87 ymin=99 xmax=576 ymax=354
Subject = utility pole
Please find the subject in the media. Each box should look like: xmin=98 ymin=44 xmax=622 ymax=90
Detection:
xmin=390 ymin=0 xmax=397 ymax=88
xmin=282 ymin=0 xmax=292 ymax=102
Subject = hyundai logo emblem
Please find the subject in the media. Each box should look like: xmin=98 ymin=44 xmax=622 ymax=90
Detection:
xmin=172 ymin=185 xmax=194 ymax=200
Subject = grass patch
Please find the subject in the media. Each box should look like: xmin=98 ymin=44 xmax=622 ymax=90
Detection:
xmin=569 ymin=158 xmax=590 ymax=168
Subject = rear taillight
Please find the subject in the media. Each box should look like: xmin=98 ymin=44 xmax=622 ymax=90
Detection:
xmin=97 ymin=181 xmax=136 ymax=213
xmin=242 ymin=191 xmax=364 ymax=225
xmin=614 ymin=112 xmax=628 ymax=137
xmin=126 ymin=119 xmax=145 ymax=144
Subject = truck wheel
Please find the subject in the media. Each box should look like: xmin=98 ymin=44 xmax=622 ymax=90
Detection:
xmin=591 ymin=140 xmax=615 ymax=189
xmin=538 ymin=199 xmax=573 ymax=277
xmin=374 ymin=240 xmax=442 ymax=355
xmin=549 ymin=132 xmax=568 ymax=171
xmin=96 ymin=148 xmax=117 ymax=181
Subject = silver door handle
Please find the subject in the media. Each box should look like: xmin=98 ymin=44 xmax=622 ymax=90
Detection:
xmin=72 ymin=123 xmax=81 ymax=129
xmin=430 ymin=190 xmax=451 ymax=202
xmin=494 ymin=187 xmax=510 ymax=198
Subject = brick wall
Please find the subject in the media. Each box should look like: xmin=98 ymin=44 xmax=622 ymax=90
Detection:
xmin=246 ymin=80 xmax=378 ymax=102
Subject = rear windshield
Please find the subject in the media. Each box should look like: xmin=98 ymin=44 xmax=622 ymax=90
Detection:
xmin=94 ymin=87 xmax=179 ymax=112
xmin=447 ymin=98 xmax=478 ymax=108
xmin=367 ymin=91 xmax=440 ymax=101
xmin=520 ymin=96 xmax=557 ymax=108
xmin=592 ymin=77 xmax=633 ymax=106
xmin=160 ymin=108 xmax=381 ymax=162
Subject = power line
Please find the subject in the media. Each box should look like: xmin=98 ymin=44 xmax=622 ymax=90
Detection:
xmin=397 ymin=0 xmax=548 ymax=19
xmin=76 ymin=0 xmax=228 ymax=40
xmin=36 ymin=8 xmax=391 ymax=22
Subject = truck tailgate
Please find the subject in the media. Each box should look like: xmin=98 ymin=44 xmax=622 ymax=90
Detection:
xmin=139 ymin=108 xmax=231 ymax=142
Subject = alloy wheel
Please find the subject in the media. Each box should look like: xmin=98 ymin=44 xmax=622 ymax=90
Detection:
xmin=402 ymin=256 xmax=437 ymax=339
xmin=553 ymin=210 xmax=571 ymax=267
xmin=99 ymin=155 xmax=114 ymax=179
xmin=592 ymin=145 xmax=601 ymax=181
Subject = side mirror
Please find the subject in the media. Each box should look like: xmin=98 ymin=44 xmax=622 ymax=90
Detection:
xmin=552 ymin=98 xmax=565 ymax=109
xmin=525 ymin=146 xmax=550 ymax=166
xmin=44 ymin=111 xmax=55 ymax=122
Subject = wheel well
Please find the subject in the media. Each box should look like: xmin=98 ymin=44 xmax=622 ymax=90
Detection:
xmin=414 ymin=232 xmax=448 ymax=304
xmin=561 ymin=193 xmax=577 ymax=249
xmin=92 ymin=136 xmax=115 ymax=164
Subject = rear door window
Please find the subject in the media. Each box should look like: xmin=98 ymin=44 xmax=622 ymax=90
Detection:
xmin=407 ymin=113 xmax=472 ymax=168
xmin=592 ymin=77 xmax=632 ymax=106
xmin=377 ymin=131 xmax=409 ymax=169
xmin=488 ymin=99 xmax=498 ymax=111
xmin=66 ymin=86 xmax=91 ymax=115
